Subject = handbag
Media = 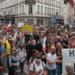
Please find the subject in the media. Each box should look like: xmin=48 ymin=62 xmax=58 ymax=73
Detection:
xmin=14 ymin=63 xmax=21 ymax=75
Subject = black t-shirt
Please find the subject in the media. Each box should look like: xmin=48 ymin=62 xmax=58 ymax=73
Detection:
xmin=26 ymin=44 xmax=35 ymax=57
xmin=63 ymin=39 xmax=68 ymax=48
xmin=24 ymin=34 xmax=31 ymax=43
xmin=34 ymin=34 xmax=39 ymax=43
xmin=35 ymin=43 xmax=42 ymax=52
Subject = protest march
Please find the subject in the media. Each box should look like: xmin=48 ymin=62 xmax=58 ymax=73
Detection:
xmin=0 ymin=21 xmax=75 ymax=75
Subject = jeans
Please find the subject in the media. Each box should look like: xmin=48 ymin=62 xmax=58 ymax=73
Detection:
xmin=20 ymin=61 xmax=24 ymax=73
xmin=47 ymin=68 xmax=57 ymax=75
xmin=56 ymin=64 xmax=62 ymax=75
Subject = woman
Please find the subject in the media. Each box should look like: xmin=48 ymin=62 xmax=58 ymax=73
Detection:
xmin=28 ymin=49 xmax=38 ymax=75
xmin=56 ymin=43 xmax=63 ymax=75
xmin=65 ymin=63 xmax=74 ymax=75
xmin=17 ymin=44 xmax=26 ymax=75
xmin=63 ymin=35 xmax=68 ymax=48
xmin=7 ymin=48 xmax=19 ymax=75
xmin=29 ymin=52 xmax=47 ymax=75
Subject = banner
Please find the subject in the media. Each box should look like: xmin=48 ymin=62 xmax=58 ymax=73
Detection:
xmin=22 ymin=25 xmax=33 ymax=32
xmin=18 ymin=23 xmax=24 ymax=27
xmin=62 ymin=49 xmax=75 ymax=75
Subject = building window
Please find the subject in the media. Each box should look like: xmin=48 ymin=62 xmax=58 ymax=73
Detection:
xmin=20 ymin=6 xmax=21 ymax=14
xmin=45 ymin=7 xmax=46 ymax=14
xmin=11 ymin=9 xmax=12 ymax=14
xmin=50 ymin=8 xmax=51 ymax=15
xmin=48 ymin=7 xmax=49 ymax=15
xmin=29 ymin=5 xmax=32 ymax=14
xmin=38 ymin=5 xmax=39 ymax=13
xmin=54 ymin=9 xmax=55 ymax=15
xmin=17 ymin=7 xmax=18 ymax=14
xmin=22 ymin=5 xmax=24 ymax=13
xmin=41 ymin=6 xmax=43 ymax=14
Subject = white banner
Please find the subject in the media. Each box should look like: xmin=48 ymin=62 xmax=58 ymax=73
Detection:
xmin=18 ymin=22 xmax=24 ymax=27
xmin=62 ymin=49 xmax=75 ymax=75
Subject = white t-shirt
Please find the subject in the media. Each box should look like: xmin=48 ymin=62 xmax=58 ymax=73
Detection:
xmin=30 ymin=61 xmax=45 ymax=75
xmin=17 ymin=48 xmax=26 ymax=62
xmin=46 ymin=53 xmax=57 ymax=70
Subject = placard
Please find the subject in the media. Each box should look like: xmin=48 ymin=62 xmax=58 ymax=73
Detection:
xmin=62 ymin=49 xmax=75 ymax=75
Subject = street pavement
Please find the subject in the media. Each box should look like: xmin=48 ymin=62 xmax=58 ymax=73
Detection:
xmin=5 ymin=61 xmax=28 ymax=75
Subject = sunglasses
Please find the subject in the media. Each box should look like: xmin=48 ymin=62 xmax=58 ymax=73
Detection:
xmin=36 ymin=57 xmax=41 ymax=59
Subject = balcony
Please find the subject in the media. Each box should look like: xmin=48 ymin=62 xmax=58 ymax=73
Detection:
xmin=25 ymin=0 xmax=36 ymax=4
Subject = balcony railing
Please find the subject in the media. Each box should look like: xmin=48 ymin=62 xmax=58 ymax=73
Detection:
xmin=25 ymin=0 xmax=36 ymax=4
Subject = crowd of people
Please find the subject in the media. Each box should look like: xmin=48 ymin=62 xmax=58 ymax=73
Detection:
xmin=0 ymin=23 xmax=75 ymax=75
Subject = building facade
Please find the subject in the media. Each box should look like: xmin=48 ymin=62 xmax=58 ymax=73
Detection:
xmin=63 ymin=0 xmax=75 ymax=25
xmin=0 ymin=0 xmax=64 ymax=25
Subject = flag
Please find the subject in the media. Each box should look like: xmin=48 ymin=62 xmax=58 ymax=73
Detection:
xmin=6 ymin=21 xmax=12 ymax=32
xmin=70 ymin=0 xmax=74 ymax=7
xmin=43 ymin=44 xmax=47 ymax=52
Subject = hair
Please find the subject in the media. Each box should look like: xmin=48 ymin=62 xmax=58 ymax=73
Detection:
xmin=56 ymin=42 xmax=62 ymax=49
xmin=65 ymin=63 xmax=73 ymax=72
xmin=32 ymin=49 xmax=38 ymax=58
xmin=36 ymin=52 xmax=42 ymax=58
xmin=11 ymin=48 xmax=17 ymax=56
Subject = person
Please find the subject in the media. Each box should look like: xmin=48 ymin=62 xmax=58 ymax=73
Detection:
xmin=17 ymin=44 xmax=26 ymax=75
xmin=56 ymin=43 xmax=63 ymax=75
xmin=29 ymin=52 xmax=47 ymax=75
xmin=28 ymin=49 xmax=38 ymax=74
xmin=5 ymin=35 xmax=15 ymax=55
xmin=63 ymin=35 xmax=68 ymax=48
xmin=65 ymin=63 xmax=74 ymax=75
xmin=35 ymin=39 xmax=43 ymax=52
xmin=0 ymin=40 xmax=5 ymax=55
xmin=7 ymin=48 xmax=19 ymax=75
xmin=26 ymin=39 xmax=35 ymax=63
xmin=0 ymin=51 xmax=4 ymax=75
xmin=46 ymin=46 xmax=60 ymax=75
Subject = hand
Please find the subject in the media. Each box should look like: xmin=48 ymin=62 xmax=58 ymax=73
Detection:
xmin=43 ymin=71 xmax=48 ymax=75
xmin=0 ymin=66 xmax=4 ymax=70
xmin=19 ymin=56 xmax=23 ymax=58
xmin=39 ymin=69 xmax=43 ymax=74
xmin=56 ymin=59 xmax=60 ymax=63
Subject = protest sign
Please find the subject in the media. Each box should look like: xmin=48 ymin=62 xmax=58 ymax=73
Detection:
xmin=22 ymin=25 xmax=33 ymax=32
xmin=18 ymin=23 xmax=24 ymax=27
xmin=24 ymin=21 xmax=29 ymax=25
xmin=62 ymin=49 xmax=75 ymax=75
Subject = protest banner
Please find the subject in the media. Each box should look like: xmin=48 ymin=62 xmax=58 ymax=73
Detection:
xmin=62 ymin=49 xmax=75 ymax=75
xmin=18 ymin=23 xmax=24 ymax=27
xmin=22 ymin=25 xmax=33 ymax=32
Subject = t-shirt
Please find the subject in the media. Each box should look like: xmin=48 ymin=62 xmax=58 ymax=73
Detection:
xmin=30 ymin=61 xmax=45 ymax=75
xmin=46 ymin=53 xmax=57 ymax=70
xmin=17 ymin=48 xmax=26 ymax=62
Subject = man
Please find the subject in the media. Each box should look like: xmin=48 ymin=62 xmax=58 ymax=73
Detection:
xmin=46 ymin=46 xmax=60 ymax=75
xmin=5 ymin=35 xmax=15 ymax=55
xmin=17 ymin=35 xmax=25 ymax=47
xmin=26 ymin=39 xmax=35 ymax=63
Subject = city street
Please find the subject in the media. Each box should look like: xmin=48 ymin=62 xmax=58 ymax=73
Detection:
xmin=5 ymin=61 xmax=28 ymax=75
